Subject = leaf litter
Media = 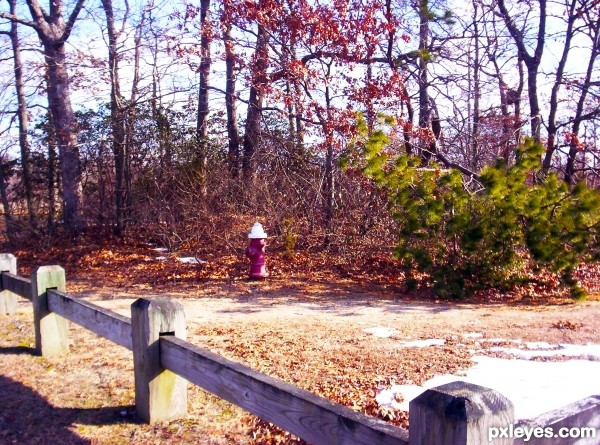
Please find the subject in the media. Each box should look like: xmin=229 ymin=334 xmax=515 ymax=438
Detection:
xmin=1 ymin=238 xmax=599 ymax=444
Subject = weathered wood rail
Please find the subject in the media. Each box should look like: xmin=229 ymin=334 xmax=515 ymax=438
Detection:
xmin=1 ymin=253 xmax=598 ymax=444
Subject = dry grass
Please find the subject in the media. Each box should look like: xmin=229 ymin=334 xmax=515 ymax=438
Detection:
xmin=0 ymin=308 xmax=257 ymax=444
xmin=0 ymin=299 xmax=476 ymax=444
xmin=1 ymin=238 xmax=599 ymax=444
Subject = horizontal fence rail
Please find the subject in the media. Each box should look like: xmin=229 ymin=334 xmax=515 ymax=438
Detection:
xmin=1 ymin=273 xmax=32 ymax=302
xmin=160 ymin=335 xmax=408 ymax=445
xmin=1 ymin=252 xmax=599 ymax=445
xmin=47 ymin=289 xmax=132 ymax=350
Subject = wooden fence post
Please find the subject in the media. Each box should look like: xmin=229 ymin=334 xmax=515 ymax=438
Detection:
xmin=31 ymin=266 xmax=69 ymax=357
xmin=131 ymin=297 xmax=188 ymax=423
xmin=0 ymin=253 xmax=17 ymax=315
xmin=409 ymin=381 xmax=514 ymax=445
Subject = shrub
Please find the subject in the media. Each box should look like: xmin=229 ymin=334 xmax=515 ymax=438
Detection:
xmin=349 ymin=117 xmax=600 ymax=299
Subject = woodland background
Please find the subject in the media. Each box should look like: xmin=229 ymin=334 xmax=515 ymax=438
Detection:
xmin=1 ymin=0 xmax=599 ymax=297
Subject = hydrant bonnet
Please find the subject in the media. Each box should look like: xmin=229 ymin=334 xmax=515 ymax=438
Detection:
xmin=248 ymin=222 xmax=268 ymax=239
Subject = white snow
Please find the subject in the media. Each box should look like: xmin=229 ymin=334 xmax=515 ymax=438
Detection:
xmin=376 ymin=385 xmax=423 ymax=410
xmin=375 ymin=387 xmax=401 ymax=410
xmin=150 ymin=252 xmax=206 ymax=264
xmin=377 ymin=349 xmax=600 ymax=420
xmin=478 ymin=338 xmax=522 ymax=343
xmin=524 ymin=341 xmax=555 ymax=349
xmin=461 ymin=332 xmax=483 ymax=338
xmin=490 ymin=343 xmax=600 ymax=360
xmin=177 ymin=257 xmax=206 ymax=265
xmin=362 ymin=326 xmax=396 ymax=338
xmin=370 ymin=332 xmax=600 ymax=419
xmin=397 ymin=338 xmax=446 ymax=347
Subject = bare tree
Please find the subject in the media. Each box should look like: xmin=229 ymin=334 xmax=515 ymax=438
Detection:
xmin=1 ymin=0 xmax=86 ymax=233
xmin=196 ymin=0 xmax=211 ymax=185
xmin=483 ymin=8 xmax=524 ymax=163
xmin=0 ymin=0 xmax=35 ymax=229
xmin=222 ymin=5 xmax=240 ymax=178
xmin=564 ymin=4 xmax=600 ymax=184
xmin=101 ymin=0 xmax=128 ymax=235
xmin=544 ymin=0 xmax=579 ymax=172
xmin=497 ymin=0 xmax=546 ymax=142
xmin=242 ymin=19 xmax=269 ymax=181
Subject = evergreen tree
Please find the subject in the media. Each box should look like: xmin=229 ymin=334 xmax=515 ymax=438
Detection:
xmin=350 ymin=116 xmax=600 ymax=299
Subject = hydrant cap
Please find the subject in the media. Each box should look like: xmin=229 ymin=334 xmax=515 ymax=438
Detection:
xmin=248 ymin=222 xmax=268 ymax=239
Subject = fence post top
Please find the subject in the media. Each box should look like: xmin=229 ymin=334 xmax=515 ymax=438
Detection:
xmin=0 ymin=254 xmax=17 ymax=274
xmin=410 ymin=380 xmax=514 ymax=420
xmin=131 ymin=297 xmax=186 ymax=334
xmin=131 ymin=296 xmax=184 ymax=313
xmin=32 ymin=265 xmax=66 ymax=275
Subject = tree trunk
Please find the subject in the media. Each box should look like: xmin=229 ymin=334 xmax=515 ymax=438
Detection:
xmin=418 ymin=0 xmax=432 ymax=163
xmin=196 ymin=0 xmax=211 ymax=185
xmin=514 ymin=56 xmax=524 ymax=148
xmin=498 ymin=79 xmax=512 ymax=162
xmin=44 ymin=42 xmax=84 ymax=232
xmin=544 ymin=0 xmax=577 ymax=172
xmin=101 ymin=0 xmax=127 ymax=236
xmin=124 ymin=9 xmax=146 ymax=221
xmin=470 ymin=1 xmax=481 ymax=169
xmin=294 ymin=81 xmax=305 ymax=154
xmin=13 ymin=0 xmax=87 ymax=234
xmin=0 ymin=159 xmax=16 ymax=245
xmin=149 ymin=29 xmax=173 ymax=169
xmin=526 ymin=66 xmax=542 ymax=142
xmin=324 ymin=75 xmax=335 ymax=244
xmin=47 ymin=113 xmax=58 ymax=233
xmin=223 ymin=14 xmax=240 ymax=178
xmin=565 ymin=14 xmax=600 ymax=185
xmin=7 ymin=0 xmax=35 ymax=229
xmin=242 ymin=22 xmax=269 ymax=181
xmin=498 ymin=0 xmax=546 ymax=143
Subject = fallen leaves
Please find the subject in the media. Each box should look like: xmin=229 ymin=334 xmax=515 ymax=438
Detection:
xmin=1 ymin=229 xmax=598 ymax=444
xmin=552 ymin=320 xmax=581 ymax=330
xmin=9 ymin=230 xmax=599 ymax=307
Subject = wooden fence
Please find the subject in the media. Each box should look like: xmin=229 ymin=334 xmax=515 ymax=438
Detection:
xmin=0 ymin=253 xmax=598 ymax=444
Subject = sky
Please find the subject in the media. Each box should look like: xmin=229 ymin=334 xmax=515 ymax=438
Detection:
xmin=1 ymin=0 xmax=598 ymax=160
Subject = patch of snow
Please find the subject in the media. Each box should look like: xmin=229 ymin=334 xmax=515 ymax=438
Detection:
xmin=375 ymin=386 xmax=403 ymax=410
xmin=397 ymin=338 xmax=446 ymax=348
xmin=478 ymin=338 xmax=522 ymax=344
xmin=155 ymin=256 xmax=167 ymax=261
xmin=462 ymin=332 xmax=483 ymax=338
xmin=362 ymin=326 xmax=397 ymax=338
xmin=177 ymin=257 xmax=206 ymax=265
xmin=524 ymin=341 xmax=555 ymax=349
xmin=381 ymin=354 xmax=600 ymax=419
xmin=153 ymin=247 xmax=169 ymax=253
xmin=490 ymin=343 xmax=600 ymax=360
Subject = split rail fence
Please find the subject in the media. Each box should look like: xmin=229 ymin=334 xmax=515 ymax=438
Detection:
xmin=0 ymin=253 xmax=599 ymax=444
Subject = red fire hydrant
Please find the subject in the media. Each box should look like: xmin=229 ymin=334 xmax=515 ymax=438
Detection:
xmin=245 ymin=222 xmax=269 ymax=279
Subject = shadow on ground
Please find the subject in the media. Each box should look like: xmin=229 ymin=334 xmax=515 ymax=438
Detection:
xmin=0 ymin=345 xmax=36 ymax=355
xmin=0 ymin=375 xmax=136 ymax=444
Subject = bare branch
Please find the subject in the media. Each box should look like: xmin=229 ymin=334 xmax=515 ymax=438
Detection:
xmin=0 ymin=12 xmax=39 ymax=30
xmin=62 ymin=0 xmax=86 ymax=42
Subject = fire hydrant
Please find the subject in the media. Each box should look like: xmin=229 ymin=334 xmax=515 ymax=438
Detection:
xmin=245 ymin=222 xmax=269 ymax=279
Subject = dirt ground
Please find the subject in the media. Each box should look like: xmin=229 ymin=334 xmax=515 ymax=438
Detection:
xmin=1 ymin=277 xmax=599 ymax=444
